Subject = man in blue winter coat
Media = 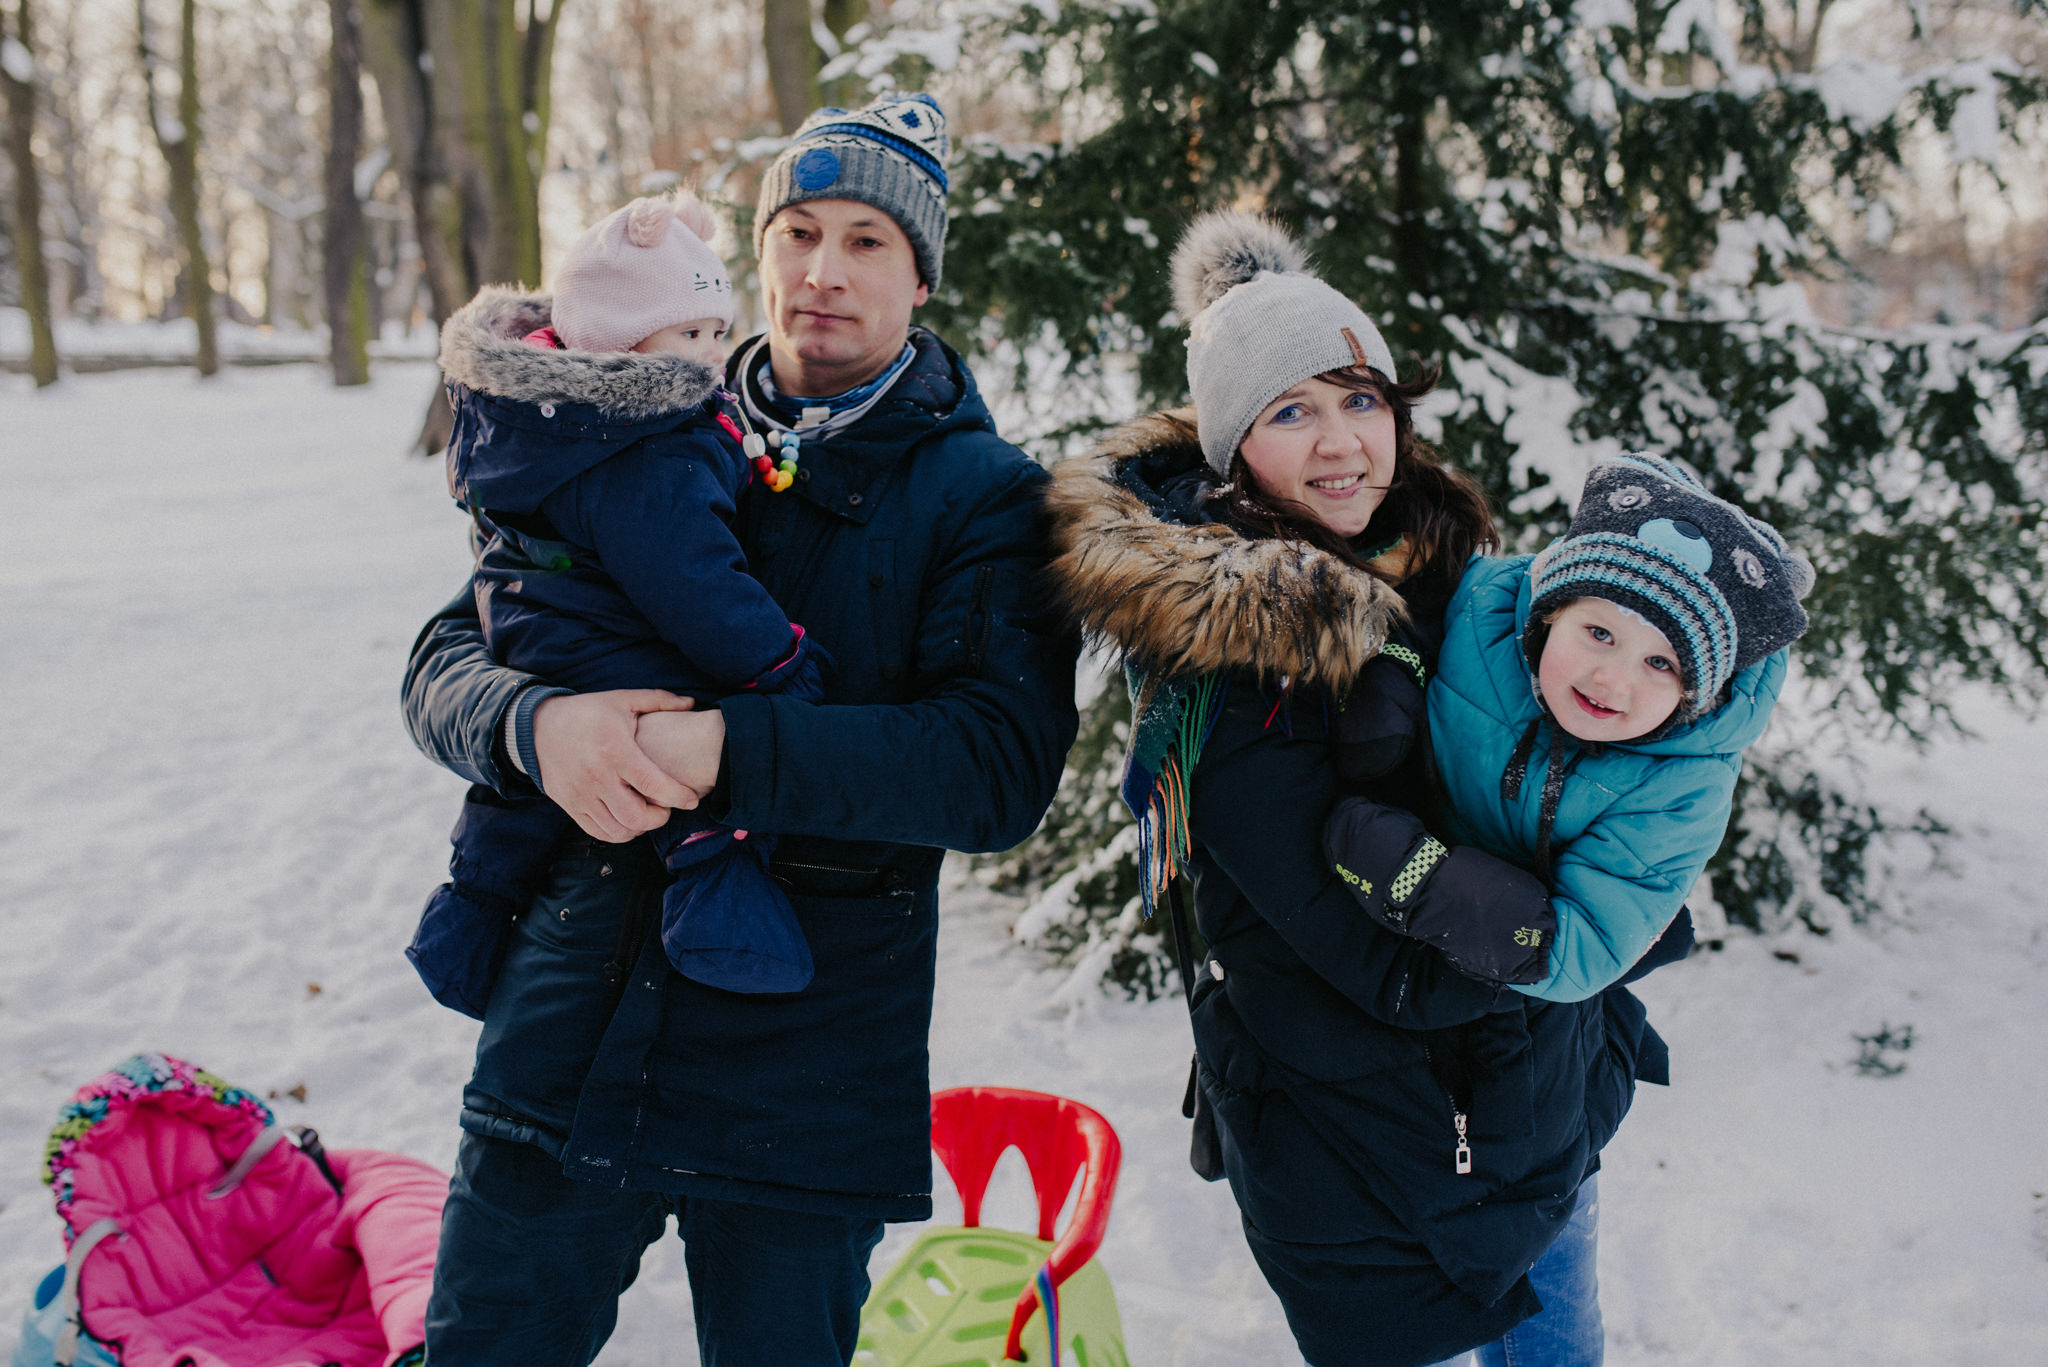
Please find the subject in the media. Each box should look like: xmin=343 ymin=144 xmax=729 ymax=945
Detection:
xmin=401 ymin=94 xmax=1079 ymax=1366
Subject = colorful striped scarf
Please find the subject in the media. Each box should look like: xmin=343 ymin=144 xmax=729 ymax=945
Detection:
xmin=1120 ymin=668 xmax=1226 ymax=920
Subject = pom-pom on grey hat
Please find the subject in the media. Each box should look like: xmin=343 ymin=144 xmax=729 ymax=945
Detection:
xmin=1171 ymin=211 xmax=1397 ymax=476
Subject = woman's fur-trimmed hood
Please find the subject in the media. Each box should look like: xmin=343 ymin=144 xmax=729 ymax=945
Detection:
xmin=439 ymin=285 xmax=719 ymax=420
xmin=1045 ymin=410 xmax=1405 ymax=688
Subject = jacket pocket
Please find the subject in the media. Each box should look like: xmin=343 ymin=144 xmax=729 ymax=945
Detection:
xmin=517 ymin=845 xmax=638 ymax=956
xmin=964 ymin=563 xmax=996 ymax=677
xmin=867 ymin=539 xmax=906 ymax=693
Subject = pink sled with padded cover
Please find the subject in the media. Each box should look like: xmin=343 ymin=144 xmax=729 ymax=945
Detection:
xmin=13 ymin=1054 xmax=445 ymax=1367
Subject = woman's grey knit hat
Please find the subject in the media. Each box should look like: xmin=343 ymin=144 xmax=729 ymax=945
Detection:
xmin=1171 ymin=211 xmax=1397 ymax=476
xmin=1524 ymin=451 xmax=1815 ymax=723
xmin=755 ymin=93 xmax=950 ymax=288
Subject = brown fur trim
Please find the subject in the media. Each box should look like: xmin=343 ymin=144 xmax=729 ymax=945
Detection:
xmin=1045 ymin=410 xmax=1404 ymax=687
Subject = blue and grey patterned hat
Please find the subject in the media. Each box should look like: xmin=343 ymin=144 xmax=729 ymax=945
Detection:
xmin=755 ymin=93 xmax=950 ymax=287
xmin=1525 ymin=453 xmax=1814 ymax=723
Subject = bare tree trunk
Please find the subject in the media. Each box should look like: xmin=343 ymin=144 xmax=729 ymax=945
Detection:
xmin=820 ymin=0 xmax=865 ymax=111
xmin=326 ymin=0 xmax=369 ymax=385
xmin=763 ymin=0 xmax=818 ymax=134
xmin=139 ymin=0 xmax=217 ymax=376
xmin=2 ymin=0 xmax=58 ymax=386
xmin=359 ymin=0 xmax=561 ymax=453
xmin=45 ymin=2 xmax=102 ymax=318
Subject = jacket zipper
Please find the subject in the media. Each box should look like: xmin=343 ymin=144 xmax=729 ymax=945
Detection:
xmin=1422 ymin=1042 xmax=1475 ymax=1175
xmin=775 ymin=859 xmax=882 ymax=876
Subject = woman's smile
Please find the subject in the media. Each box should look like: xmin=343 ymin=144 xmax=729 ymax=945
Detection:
xmin=1238 ymin=376 xmax=1397 ymax=538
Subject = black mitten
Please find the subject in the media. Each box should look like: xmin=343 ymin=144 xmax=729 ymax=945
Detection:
xmin=1322 ymin=798 xmax=1557 ymax=985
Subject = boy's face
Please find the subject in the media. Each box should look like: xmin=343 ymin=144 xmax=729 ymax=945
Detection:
xmin=633 ymin=318 xmax=729 ymax=367
xmin=1538 ymin=598 xmax=1685 ymax=742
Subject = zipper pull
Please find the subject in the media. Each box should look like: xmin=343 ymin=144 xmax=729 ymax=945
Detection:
xmin=1454 ymin=1110 xmax=1473 ymax=1175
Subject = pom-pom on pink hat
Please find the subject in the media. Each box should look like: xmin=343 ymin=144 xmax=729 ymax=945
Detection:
xmin=550 ymin=193 xmax=734 ymax=353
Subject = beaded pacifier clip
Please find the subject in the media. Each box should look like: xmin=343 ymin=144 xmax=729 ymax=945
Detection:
xmin=714 ymin=389 xmax=802 ymax=493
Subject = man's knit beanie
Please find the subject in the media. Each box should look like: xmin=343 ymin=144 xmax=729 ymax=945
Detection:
xmin=551 ymin=193 xmax=733 ymax=354
xmin=1525 ymin=452 xmax=1815 ymax=724
xmin=1170 ymin=211 xmax=1398 ymax=477
xmin=755 ymin=93 xmax=950 ymax=288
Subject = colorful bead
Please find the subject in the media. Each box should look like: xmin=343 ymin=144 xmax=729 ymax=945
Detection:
xmin=742 ymin=433 xmax=767 ymax=459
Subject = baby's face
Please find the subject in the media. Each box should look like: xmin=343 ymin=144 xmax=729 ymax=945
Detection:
xmin=1538 ymin=598 xmax=1684 ymax=742
xmin=633 ymin=317 xmax=729 ymax=366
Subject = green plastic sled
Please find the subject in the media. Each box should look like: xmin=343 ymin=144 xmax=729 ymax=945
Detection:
xmin=855 ymin=1087 xmax=1128 ymax=1367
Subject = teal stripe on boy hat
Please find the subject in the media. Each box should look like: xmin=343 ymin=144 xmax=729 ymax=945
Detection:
xmin=755 ymin=93 xmax=951 ymax=288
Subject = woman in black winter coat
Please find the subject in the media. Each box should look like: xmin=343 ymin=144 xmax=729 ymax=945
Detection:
xmin=1044 ymin=214 xmax=1677 ymax=1367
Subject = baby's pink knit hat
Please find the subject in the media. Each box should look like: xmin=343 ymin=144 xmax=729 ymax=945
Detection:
xmin=550 ymin=193 xmax=734 ymax=353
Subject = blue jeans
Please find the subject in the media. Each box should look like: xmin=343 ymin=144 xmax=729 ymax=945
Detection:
xmin=424 ymin=1130 xmax=886 ymax=1367
xmin=1427 ymin=1176 xmax=1603 ymax=1367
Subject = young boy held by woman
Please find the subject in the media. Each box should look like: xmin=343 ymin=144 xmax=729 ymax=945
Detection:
xmin=1325 ymin=452 xmax=1812 ymax=999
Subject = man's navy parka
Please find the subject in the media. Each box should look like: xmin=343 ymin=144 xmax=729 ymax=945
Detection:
xmin=402 ymin=322 xmax=1079 ymax=1220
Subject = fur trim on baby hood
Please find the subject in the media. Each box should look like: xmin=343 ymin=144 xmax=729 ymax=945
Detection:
xmin=438 ymin=285 xmax=721 ymax=422
xmin=1044 ymin=409 xmax=1404 ymax=689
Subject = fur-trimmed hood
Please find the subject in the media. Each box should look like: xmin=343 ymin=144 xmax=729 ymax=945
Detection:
xmin=440 ymin=286 xmax=727 ymax=516
xmin=1044 ymin=409 xmax=1405 ymax=688
xmin=439 ymin=285 xmax=720 ymax=419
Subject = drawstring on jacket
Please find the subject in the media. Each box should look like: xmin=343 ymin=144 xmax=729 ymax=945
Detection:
xmin=1500 ymin=716 xmax=1574 ymax=879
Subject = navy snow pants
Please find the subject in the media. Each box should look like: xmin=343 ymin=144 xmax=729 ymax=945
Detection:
xmin=424 ymin=1131 xmax=885 ymax=1366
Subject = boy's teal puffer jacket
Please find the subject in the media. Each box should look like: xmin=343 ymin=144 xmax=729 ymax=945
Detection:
xmin=1431 ymin=555 xmax=1787 ymax=1002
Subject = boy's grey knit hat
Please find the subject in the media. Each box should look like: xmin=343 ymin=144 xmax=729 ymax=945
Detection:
xmin=1171 ymin=211 xmax=1397 ymax=476
xmin=1525 ymin=452 xmax=1815 ymax=723
xmin=755 ymin=93 xmax=950 ymax=288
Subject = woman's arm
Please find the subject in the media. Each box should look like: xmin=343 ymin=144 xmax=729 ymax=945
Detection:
xmin=1188 ymin=687 xmax=1507 ymax=1031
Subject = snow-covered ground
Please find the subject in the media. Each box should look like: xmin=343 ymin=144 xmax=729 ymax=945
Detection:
xmin=2 ymin=363 xmax=2044 ymax=1365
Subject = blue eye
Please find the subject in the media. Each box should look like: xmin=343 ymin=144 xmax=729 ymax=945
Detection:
xmin=1588 ymin=624 xmax=1612 ymax=643
xmin=1648 ymin=656 xmax=1675 ymax=673
xmin=1269 ymin=403 xmax=1307 ymax=425
xmin=1346 ymin=391 xmax=1380 ymax=412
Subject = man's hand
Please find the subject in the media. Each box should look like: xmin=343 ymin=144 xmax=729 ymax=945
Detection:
xmin=636 ymin=707 xmax=727 ymax=799
xmin=532 ymin=690 xmax=701 ymax=842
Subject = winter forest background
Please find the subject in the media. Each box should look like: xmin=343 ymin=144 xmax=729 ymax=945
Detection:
xmin=4 ymin=0 xmax=2047 ymax=1362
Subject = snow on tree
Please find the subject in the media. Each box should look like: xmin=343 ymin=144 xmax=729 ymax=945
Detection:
xmin=850 ymin=0 xmax=2048 ymax=993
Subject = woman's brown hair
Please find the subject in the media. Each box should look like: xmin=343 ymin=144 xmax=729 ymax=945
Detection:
xmin=1215 ymin=363 xmax=1498 ymax=595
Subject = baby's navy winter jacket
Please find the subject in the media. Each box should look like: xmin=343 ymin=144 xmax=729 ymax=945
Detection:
xmin=413 ymin=287 xmax=826 ymax=1014
xmin=1429 ymin=554 xmax=1787 ymax=1001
